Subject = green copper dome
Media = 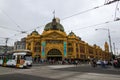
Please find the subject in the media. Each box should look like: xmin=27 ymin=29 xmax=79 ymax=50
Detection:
xmin=44 ymin=18 xmax=64 ymax=32
xmin=30 ymin=30 xmax=39 ymax=35
xmin=68 ymin=31 xmax=76 ymax=36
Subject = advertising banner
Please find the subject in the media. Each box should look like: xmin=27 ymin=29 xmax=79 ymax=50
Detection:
xmin=41 ymin=42 xmax=46 ymax=56
xmin=64 ymin=42 xmax=67 ymax=57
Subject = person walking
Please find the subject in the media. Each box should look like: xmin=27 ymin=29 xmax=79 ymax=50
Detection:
xmin=74 ymin=60 xmax=78 ymax=67
xmin=91 ymin=59 xmax=97 ymax=68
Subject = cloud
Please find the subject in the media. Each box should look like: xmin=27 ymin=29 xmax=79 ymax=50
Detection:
xmin=0 ymin=0 xmax=120 ymax=54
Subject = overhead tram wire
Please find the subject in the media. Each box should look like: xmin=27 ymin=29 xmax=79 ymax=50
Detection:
xmin=0 ymin=8 xmax=23 ymax=31
xmin=0 ymin=26 xmax=27 ymax=44
xmin=0 ymin=8 xmax=31 ymax=36
xmin=114 ymin=0 xmax=120 ymax=21
xmin=0 ymin=25 xmax=27 ymax=39
xmin=26 ymin=25 xmax=45 ymax=33
xmin=0 ymin=25 xmax=36 ymax=41
xmin=0 ymin=34 xmax=22 ymax=46
xmin=0 ymin=25 xmax=26 ymax=44
xmin=66 ymin=21 xmax=112 ymax=32
xmin=0 ymin=8 xmax=46 ymax=35
xmin=26 ymin=0 xmax=120 ymax=32
xmin=0 ymin=1 xmax=119 ymax=45
xmin=0 ymin=25 xmax=20 ymax=32
xmin=61 ymin=0 xmax=119 ymax=21
xmin=105 ymin=0 xmax=120 ymax=5
xmin=0 ymin=0 xmax=117 ymax=36
xmin=61 ymin=4 xmax=104 ymax=21
xmin=0 ymin=37 xmax=17 ymax=46
xmin=25 ymin=1 xmax=108 ymax=31
xmin=67 ymin=19 xmax=120 ymax=32
xmin=0 ymin=37 xmax=9 ymax=45
xmin=11 ymin=25 xmax=45 ymax=40
xmin=0 ymin=0 xmax=119 ymax=33
xmin=8 ymin=25 xmax=43 ymax=41
xmin=28 ymin=3 xmax=104 ymax=32
xmin=11 ymin=24 xmax=45 ymax=38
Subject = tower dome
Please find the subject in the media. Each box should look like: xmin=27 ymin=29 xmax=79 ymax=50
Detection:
xmin=30 ymin=30 xmax=39 ymax=35
xmin=44 ymin=18 xmax=64 ymax=32
xmin=68 ymin=31 xmax=76 ymax=36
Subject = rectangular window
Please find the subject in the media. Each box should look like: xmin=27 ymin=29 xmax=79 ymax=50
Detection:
xmin=68 ymin=48 xmax=73 ymax=52
xmin=89 ymin=48 xmax=93 ymax=54
xmin=80 ymin=46 xmax=85 ymax=53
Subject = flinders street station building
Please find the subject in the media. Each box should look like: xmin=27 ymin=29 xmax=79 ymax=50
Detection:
xmin=23 ymin=18 xmax=111 ymax=61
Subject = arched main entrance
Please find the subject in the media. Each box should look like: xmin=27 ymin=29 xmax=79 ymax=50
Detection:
xmin=47 ymin=49 xmax=62 ymax=61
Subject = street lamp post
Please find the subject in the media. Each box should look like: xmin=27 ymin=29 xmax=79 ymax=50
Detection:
xmin=95 ymin=28 xmax=113 ymax=59
xmin=107 ymin=29 xmax=113 ymax=55
xmin=4 ymin=38 xmax=9 ymax=54
xmin=113 ymin=42 xmax=116 ymax=55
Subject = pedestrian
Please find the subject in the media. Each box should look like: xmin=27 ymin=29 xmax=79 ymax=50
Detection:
xmin=91 ymin=59 xmax=97 ymax=68
xmin=74 ymin=60 xmax=78 ymax=67
xmin=34 ymin=57 xmax=37 ymax=63
xmin=101 ymin=61 xmax=105 ymax=68
xmin=38 ymin=56 xmax=40 ymax=63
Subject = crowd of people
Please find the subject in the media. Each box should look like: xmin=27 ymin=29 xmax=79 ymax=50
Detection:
xmin=32 ymin=57 xmax=120 ymax=68
xmin=33 ymin=57 xmax=80 ymax=65
xmin=90 ymin=58 xmax=120 ymax=68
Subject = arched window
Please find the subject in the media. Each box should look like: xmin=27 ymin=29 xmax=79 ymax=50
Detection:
xmin=68 ymin=43 xmax=72 ymax=46
xmin=47 ymin=49 xmax=61 ymax=56
xmin=28 ymin=43 xmax=31 ymax=50
xmin=34 ymin=42 xmax=41 ymax=52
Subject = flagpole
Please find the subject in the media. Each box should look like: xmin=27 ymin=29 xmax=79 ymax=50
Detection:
xmin=53 ymin=10 xmax=55 ymax=18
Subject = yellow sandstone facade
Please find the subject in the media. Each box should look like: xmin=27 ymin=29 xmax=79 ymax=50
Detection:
xmin=26 ymin=18 xmax=111 ymax=61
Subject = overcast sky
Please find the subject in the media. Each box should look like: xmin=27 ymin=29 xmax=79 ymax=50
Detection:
xmin=0 ymin=0 xmax=120 ymax=54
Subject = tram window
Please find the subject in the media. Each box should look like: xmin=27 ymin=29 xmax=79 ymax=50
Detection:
xmin=21 ymin=56 xmax=25 ymax=59
xmin=7 ymin=56 xmax=10 ymax=59
xmin=0 ymin=56 xmax=2 ymax=59
xmin=12 ymin=56 xmax=15 ymax=59
xmin=0 ymin=56 xmax=3 ymax=59
xmin=8 ymin=55 xmax=12 ymax=59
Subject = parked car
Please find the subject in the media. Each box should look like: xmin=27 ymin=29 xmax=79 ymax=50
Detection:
xmin=103 ymin=60 xmax=108 ymax=65
xmin=96 ymin=60 xmax=108 ymax=65
xmin=96 ymin=60 xmax=101 ymax=65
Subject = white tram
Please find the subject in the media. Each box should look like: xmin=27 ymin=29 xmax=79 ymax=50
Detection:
xmin=0 ymin=50 xmax=33 ymax=68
